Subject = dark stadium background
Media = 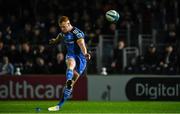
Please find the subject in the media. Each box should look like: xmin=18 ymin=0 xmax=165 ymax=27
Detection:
xmin=0 ymin=0 xmax=179 ymax=75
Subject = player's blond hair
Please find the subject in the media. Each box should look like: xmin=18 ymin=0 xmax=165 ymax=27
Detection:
xmin=58 ymin=16 xmax=70 ymax=24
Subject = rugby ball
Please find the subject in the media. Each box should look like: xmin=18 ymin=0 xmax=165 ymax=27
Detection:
xmin=105 ymin=10 xmax=120 ymax=22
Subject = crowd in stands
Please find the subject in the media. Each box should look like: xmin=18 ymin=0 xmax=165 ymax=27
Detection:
xmin=0 ymin=0 xmax=179 ymax=75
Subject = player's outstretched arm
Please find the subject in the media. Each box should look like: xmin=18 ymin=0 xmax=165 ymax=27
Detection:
xmin=77 ymin=38 xmax=91 ymax=60
xmin=49 ymin=33 xmax=62 ymax=44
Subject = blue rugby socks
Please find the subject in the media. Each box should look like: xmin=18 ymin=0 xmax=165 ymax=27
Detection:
xmin=57 ymin=69 xmax=74 ymax=108
xmin=66 ymin=69 xmax=73 ymax=80
xmin=57 ymin=87 xmax=72 ymax=108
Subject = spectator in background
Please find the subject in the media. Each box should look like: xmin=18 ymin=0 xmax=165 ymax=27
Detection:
xmin=160 ymin=45 xmax=177 ymax=69
xmin=34 ymin=44 xmax=48 ymax=61
xmin=0 ymin=16 xmax=4 ymax=31
xmin=177 ymin=25 xmax=180 ymax=74
xmin=47 ymin=25 xmax=58 ymax=42
xmin=164 ymin=23 xmax=177 ymax=45
xmin=107 ymin=23 xmax=117 ymax=35
xmin=4 ymin=26 xmax=13 ymax=44
xmin=0 ymin=40 xmax=5 ymax=62
xmin=144 ymin=44 xmax=160 ymax=72
xmin=110 ymin=40 xmax=125 ymax=73
xmin=22 ymin=60 xmax=34 ymax=74
xmin=20 ymin=42 xmax=34 ymax=64
xmin=32 ymin=27 xmax=44 ymax=44
xmin=33 ymin=57 xmax=49 ymax=74
xmin=0 ymin=56 xmax=14 ymax=75
xmin=7 ymin=42 xmax=21 ymax=65
xmin=19 ymin=23 xmax=33 ymax=43
xmin=51 ymin=52 xmax=66 ymax=74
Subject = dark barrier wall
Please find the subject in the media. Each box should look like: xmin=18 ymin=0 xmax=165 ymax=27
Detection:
xmin=0 ymin=75 xmax=87 ymax=100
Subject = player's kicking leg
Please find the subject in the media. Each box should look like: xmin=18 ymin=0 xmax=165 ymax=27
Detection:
xmin=48 ymin=58 xmax=78 ymax=111
xmin=48 ymin=73 xmax=79 ymax=111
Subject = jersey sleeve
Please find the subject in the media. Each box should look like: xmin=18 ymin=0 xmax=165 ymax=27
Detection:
xmin=73 ymin=28 xmax=85 ymax=40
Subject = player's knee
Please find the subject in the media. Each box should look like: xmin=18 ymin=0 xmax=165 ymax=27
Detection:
xmin=66 ymin=59 xmax=75 ymax=69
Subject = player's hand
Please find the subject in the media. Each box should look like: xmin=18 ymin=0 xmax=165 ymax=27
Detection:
xmin=49 ymin=38 xmax=57 ymax=44
xmin=85 ymin=53 xmax=91 ymax=60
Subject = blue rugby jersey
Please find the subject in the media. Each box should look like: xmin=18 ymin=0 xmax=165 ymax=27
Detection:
xmin=59 ymin=27 xmax=85 ymax=57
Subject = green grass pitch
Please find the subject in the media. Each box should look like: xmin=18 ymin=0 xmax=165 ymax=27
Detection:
xmin=0 ymin=101 xmax=180 ymax=113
